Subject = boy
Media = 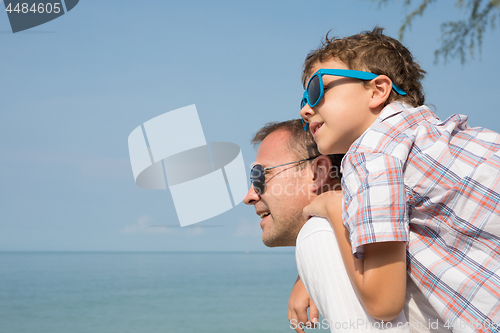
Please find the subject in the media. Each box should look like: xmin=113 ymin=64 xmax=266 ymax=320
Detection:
xmin=298 ymin=27 xmax=499 ymax=332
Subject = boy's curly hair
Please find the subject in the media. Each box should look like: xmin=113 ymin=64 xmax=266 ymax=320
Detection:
xmin=302 ymin=27 xmax=426 ymax=107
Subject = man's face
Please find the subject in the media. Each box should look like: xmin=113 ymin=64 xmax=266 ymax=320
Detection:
xmin=243 ymin=130 xmax=315 ymax=247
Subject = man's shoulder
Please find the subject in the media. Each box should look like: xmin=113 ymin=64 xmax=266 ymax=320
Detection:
xmin=296 ymin=217 xmax=333 ymax=245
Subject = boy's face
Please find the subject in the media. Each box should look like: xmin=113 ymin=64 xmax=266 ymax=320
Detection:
xmin=300 ymin=58 xmax=380 ymax=154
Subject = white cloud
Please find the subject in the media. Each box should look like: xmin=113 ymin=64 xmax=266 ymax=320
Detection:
xmin=186 ymin=225 xmax=206 ymax=236
xmin=233 ymin=217 xmax=261 ymax=237
xmin=121 ymin=215 xmax=174 ymax=235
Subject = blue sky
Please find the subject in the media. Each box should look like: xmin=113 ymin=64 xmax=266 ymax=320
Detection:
xmin=1 ymin=0 xmax=499 ymax=252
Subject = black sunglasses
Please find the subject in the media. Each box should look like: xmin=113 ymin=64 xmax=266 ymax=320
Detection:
xmin=250 ymin=156 xmax=319 ymax=195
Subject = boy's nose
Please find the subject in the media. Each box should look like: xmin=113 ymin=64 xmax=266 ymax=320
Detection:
xmin=300 ymin=103 xmax=315 ymax=126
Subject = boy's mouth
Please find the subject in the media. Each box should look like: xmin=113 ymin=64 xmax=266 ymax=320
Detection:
xmin=310 ymin=122 xmax=324 ymax=136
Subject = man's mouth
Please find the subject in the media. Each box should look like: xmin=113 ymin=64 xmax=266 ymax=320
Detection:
xmin=310 ymin=122 xmax=323 ymax=136
xmin=258 ymin=211 xmax=271 ymax=229
xmin=259 ymin=211 xmax=271 ymax=219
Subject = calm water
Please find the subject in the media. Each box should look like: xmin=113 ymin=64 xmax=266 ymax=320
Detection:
xmin=0 ymin=252 xmax=299 ymax=333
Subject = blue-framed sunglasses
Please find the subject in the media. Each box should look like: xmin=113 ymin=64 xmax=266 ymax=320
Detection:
xmin=300 ymin=69 xmax=406 ymax=131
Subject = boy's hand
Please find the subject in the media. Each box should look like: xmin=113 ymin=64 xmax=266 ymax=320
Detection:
xmin=303 ymin=190 xmax=342 ymax=221
xmin=288 ymin=276 xmax=318 ymax=333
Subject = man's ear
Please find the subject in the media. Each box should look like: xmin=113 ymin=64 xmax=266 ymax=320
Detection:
xmin=368 ymin=75 xmax=393 ymax=110
xmin=310 ymin=156 xmax=332 ymax=192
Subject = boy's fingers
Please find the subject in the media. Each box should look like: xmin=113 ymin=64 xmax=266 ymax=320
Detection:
xmin=310 ymin=301 xmax=319 ymax=327
xmin=293 ymin=320 xmax=306 ymax=333
xmin=289 ymin=312 xmax=305 ymax=333
xmin=302 ymin=205 xmax=312 ymax=220
xmin=289 ymin=309 xmax=307 ymax=333
xmin=297 ymin=306 xmax=310 ymax=327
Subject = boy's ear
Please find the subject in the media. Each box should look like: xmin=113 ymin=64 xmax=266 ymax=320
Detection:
xmin=310 ymin=156 xmax=332 ymax=192
xmin=368 ymin=75 xmax=393 ymax=110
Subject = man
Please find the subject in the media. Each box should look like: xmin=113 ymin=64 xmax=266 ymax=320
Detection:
xmin=244 ymin=120 xmax=449 ymax=333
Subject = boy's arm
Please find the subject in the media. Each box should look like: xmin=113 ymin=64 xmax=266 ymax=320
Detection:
xmin=303 ymin=191 xmax=407 ymax=321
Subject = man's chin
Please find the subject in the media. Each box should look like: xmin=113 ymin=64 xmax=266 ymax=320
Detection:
xmin=262 ymin=240 xmax=279 ymax=248
xmin=262 ymin=233 xmax=279 ymax=247
xmin=262 ymin=232 xmax=292 ymax=247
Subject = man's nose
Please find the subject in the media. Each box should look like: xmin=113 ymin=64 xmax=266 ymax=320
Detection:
xmin=243 ymin=185 xmax=260 ymax=205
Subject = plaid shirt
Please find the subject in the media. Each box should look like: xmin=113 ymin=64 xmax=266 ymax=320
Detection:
xmin=342 ymin=102 xmax=500 ymax=333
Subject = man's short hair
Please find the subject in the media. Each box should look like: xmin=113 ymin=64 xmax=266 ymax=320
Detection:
xmin=251 ymin=119 xmax=343 ymax=172
xmin=302 ymin=27 xmax=426 ymax=107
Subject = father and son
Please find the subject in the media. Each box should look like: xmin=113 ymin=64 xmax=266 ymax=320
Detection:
xmin=243 ymin=28 xmax=499 ymax=333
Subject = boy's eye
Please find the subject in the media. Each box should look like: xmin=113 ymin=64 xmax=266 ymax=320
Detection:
xmin=323 ymin=81 xmax=336 ymax=92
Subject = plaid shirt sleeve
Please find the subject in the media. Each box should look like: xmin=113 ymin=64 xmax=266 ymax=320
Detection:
xmin=341 ymin=151 xmax=410 ymax=259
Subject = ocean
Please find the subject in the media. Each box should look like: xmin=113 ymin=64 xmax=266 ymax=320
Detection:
xmin=0 ymin=252 xmax=300 ymax=333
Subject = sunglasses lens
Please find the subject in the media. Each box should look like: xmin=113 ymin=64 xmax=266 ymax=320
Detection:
xmin=307 ymin=75 xmax=321 ymax=106
xmin=250 ymin=165 xmax=265 ymax=194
